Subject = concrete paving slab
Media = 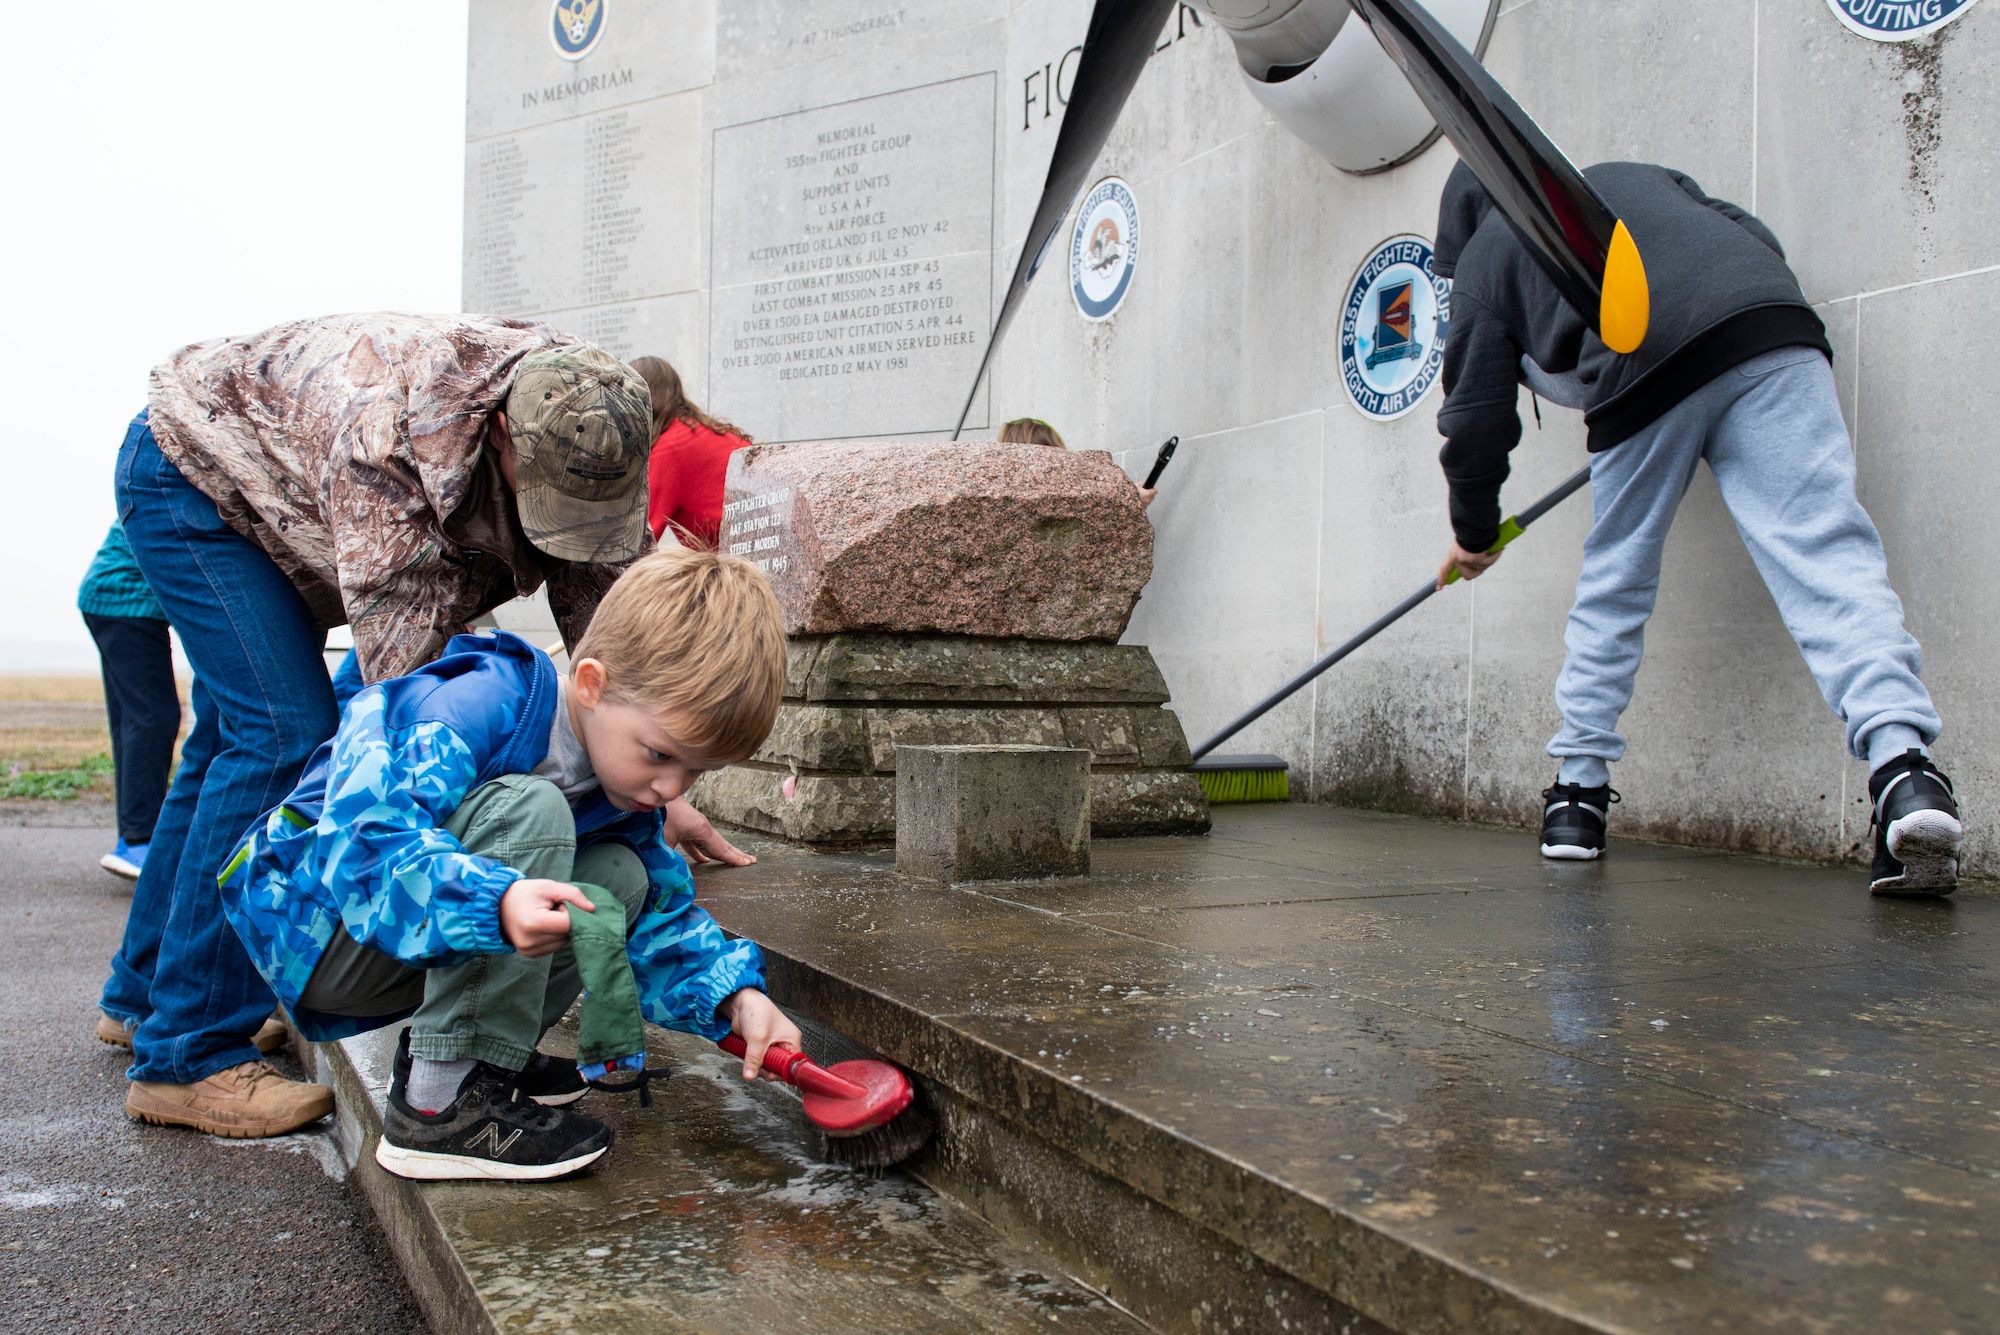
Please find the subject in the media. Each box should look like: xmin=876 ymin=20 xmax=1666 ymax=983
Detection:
xmin=0 ymin=821 xmax=423 ymax=1335
xmin=696 ymin=804 xmax=2000 ymax=1334
xmin=314 ymin=1020 xmax=1141 ymax=1335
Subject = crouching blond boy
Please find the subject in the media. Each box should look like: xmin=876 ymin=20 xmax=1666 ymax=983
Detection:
xmin=219 ymin=549 xmax=803 ymax=1180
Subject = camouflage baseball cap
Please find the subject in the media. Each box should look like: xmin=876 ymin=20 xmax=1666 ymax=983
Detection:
xmin=504 ymin=346 xmax=652 ymax=563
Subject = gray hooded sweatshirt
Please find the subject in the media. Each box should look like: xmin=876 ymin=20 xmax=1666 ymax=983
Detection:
xmin=1432 ymin=161 xmax=1830 ymax=549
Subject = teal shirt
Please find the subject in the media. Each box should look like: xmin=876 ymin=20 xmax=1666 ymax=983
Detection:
xmin=77 ymin=523 xmax=167 ymax=622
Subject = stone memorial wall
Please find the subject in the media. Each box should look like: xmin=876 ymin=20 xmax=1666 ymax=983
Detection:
xmin=707 ymin=76 xmax=995 ymax=439
xmin=466 ymin=0 xmax=2000 ymax=873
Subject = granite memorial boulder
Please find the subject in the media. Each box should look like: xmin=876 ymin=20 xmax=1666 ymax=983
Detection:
xmin=692 ymin=441 xmax=1209 ymax=845
xmin=721 ymin=441 xmax=1153 ymax=640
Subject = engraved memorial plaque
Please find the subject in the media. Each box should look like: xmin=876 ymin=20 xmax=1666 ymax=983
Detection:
xmin=721 ymin=449 xmax=811 ymax=621
xmin=465 ymin=95 xmax=700 ymax=318
xmin=708 ymin=75 xmax=996 ymax=441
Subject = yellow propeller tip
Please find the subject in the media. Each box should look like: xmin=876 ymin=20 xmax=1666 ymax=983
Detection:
xmin=1600 ymin=220 xmax=1649 ymax=355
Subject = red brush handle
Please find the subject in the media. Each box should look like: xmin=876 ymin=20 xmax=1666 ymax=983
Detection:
xmin=719 ymin=1034 xmax=868 ymax=1100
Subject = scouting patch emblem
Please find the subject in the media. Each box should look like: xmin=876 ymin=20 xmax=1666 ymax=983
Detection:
xmin=1823 ymin=0 xmax=1981 ymax=40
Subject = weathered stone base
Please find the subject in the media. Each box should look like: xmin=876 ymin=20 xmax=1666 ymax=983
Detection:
xmin=693 ymin=765 xmax=1208 ymax=843
xmin=692 ymin=635 xmax=1211 ymax=844
xmin=897 ymin=745 xmax=1092 ymax=881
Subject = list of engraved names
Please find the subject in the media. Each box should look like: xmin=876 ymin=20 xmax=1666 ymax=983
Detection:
xmin=465 ymin=99 xmax=694 ymax=317
xmin=709 ymin=75 xmax=996 ymax=440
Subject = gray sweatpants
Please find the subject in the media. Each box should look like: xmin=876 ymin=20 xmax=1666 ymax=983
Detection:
xmin=1550 ymin=345 xmax=1939 ymax=787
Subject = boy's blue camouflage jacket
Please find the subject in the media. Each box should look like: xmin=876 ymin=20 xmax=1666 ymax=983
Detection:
xmin=218 ymin=631 xmax=765 ymax=1057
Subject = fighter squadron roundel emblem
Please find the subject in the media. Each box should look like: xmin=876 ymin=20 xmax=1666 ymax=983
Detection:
xmin=550 ymin=0 xmax=606 ymax=60
xmin=1070 ymin=177 xmax=1141 ymax=322
xmin=1340 ymin=234 xmax=1450 ymax=422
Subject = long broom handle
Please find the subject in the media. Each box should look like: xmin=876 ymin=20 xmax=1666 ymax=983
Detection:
xmin=1189 ymin=464 xmax=1592 ymax=763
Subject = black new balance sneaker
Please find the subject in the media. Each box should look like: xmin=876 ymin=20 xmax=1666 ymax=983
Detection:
xmin=1868 ymin=749 xmax=1961 ymax=896
xmin=375 ymin=1063 xmax=612 ymax=1182
xmin=1540 ymin=780 xmax=1619 ymax=860
xmin=390 ymin=1028 xmax=588 ymax=1107
xmin=513 ymin=1051 xmax=589 ymax=1106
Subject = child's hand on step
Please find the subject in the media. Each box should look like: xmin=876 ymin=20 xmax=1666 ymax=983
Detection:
xmin=499 ymin=878 xmax=595 ymax=958
xmin=664 ymin=796 xmax=756 ymax=866
xmin=720 ymin=988 xmax=806 ymax=1081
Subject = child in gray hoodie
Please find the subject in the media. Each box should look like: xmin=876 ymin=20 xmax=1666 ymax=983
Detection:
xmin=1430 ymin=160 xmax=1959 ymax=894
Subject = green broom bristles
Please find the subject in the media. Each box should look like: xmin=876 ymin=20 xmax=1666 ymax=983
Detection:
xmin=1192 ymin=755 xmax=1290 ymax=804
xmin=1197 ymin=768 xmax=1290 ymax=803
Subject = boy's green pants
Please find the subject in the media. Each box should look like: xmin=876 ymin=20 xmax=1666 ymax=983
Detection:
xmin=297 ymin=775 xmax=649 ymax=1070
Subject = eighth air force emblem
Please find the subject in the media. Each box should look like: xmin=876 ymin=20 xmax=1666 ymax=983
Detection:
xmin=1340 ymin=234 xmax=1450 ymax=422
xmin=550 ymin=0 xmax=606 ymax=60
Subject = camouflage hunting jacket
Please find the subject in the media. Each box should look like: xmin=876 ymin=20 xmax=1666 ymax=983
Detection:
xmin=217 ymin=632 xmax=766 ymax=1051
xmin=146 ymin=312 xmax=621 ymax=681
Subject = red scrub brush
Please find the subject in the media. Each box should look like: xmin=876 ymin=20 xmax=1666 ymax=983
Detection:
xmin=719 ymin=1034 xmax=932 ymax=1169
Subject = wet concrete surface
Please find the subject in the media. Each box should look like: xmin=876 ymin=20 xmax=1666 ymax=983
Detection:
xmin=0 ymin=820 xmax=424 ymax=1334
xmin=693 ymin=804 xmax=2000 ymax=1334
xmin=324 ymin=1019 xmax=1140 ymax=1333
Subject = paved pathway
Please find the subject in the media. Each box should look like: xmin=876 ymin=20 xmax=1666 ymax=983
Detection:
xmin=0 ymin=813 xmax=425 ymax=1334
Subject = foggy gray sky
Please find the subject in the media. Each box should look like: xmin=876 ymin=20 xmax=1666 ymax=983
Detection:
xmin=0 ymin=3 xmax=469 ymax=668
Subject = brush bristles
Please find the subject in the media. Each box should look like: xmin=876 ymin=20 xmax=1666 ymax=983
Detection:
xmin=1196 ymin=768 xmax=1291 ymax=804
xmin=819 ymin=1105 xmax=934 ymax=1172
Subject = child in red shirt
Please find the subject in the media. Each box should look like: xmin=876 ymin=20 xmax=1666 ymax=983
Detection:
xmin=633 ymin=357 xmax=754 ymax=550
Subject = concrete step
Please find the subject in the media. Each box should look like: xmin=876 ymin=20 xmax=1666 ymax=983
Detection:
xmin=695 ymin=804 xmax=2000 ymax=1335
xmin=303 ymin=1023 xmax=1144 ymax=1334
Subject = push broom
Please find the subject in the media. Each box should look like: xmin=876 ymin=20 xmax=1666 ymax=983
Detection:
xmin=1191 ymin=463 xmax=1592 ymax=801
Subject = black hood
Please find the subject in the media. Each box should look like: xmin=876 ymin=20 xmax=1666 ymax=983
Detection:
xmin=1432 ymin=160 xmax=1496 ymax=280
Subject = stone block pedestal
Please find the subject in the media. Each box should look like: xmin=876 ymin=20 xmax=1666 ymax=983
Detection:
xmin=690 ymin=634 xmax=1210 ymax=845
xmin=896 ymin=745 xmax=1091 ymax=882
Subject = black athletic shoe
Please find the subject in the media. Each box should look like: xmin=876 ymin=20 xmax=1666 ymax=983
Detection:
xmin=375 ymin=1063 xmax=611 ymax=1182
xmin=390 ymin=1028 xmax=588 ymax=1107
xmin=514 ymin=1051 xmax=589 ymax=1106
xmin=1868 ymin=749 xmax=1961 ymax=896
xmin=1540 ymin=780 xmax=1619 ymax=860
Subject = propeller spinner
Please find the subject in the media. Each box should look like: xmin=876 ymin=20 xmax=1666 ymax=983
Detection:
xmin=1343 ymin=0 xmax=1649 ymax=353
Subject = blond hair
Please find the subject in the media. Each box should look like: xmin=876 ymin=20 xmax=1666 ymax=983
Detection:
xmin=998 ymin=417 xmax=1066 ymax=449
xmin=572 ymin=548 xmax=787 ymax=761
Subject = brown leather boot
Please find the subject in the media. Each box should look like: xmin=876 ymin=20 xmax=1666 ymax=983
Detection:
xmin=97 ymin=1013 xmax=288 ymax=1054
xmin=126 ymin=1060 xmax=334 ymax=1138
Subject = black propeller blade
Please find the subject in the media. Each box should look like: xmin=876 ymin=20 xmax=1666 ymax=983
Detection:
xmin=953 ymin=0 xmax=1179 ymax=438
xmin=1344 ymin=0 xmax=1648 ymax=352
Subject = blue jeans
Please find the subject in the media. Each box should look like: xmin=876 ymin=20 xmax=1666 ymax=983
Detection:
xmin=1550 ymin=347 xmax=1940 ymax=786
xmin=82 ymin=612 xmax=182 ymax=844
xmin=101 ymin=674 xmax=217 ymax=1028
xmin=99 ymin=411 xmax=339 ymax=1083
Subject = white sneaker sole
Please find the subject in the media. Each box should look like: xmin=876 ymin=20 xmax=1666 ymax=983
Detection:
xmin=1540 ymin=843 xmax=1601 ymax=860
xmin=1874 ymin=809 xmax=1963 ymax=895
xmin=100 ymin=853 xmax=141 ymax=881
xmin=373 ymin=1137 xmax=607 ymax=1182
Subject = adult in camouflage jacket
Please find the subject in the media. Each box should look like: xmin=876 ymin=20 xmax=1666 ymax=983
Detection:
xmin=147 ymin=313 xmax=644 ymax=679
xmin=102 ymin=313 xmax=661 ymax=1140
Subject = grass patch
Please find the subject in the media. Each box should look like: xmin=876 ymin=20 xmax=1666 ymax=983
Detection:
xmin=0 ymin=674 xmax=104 ymax=703
xmin=1 ymin=752 xmax=113 ymax=800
